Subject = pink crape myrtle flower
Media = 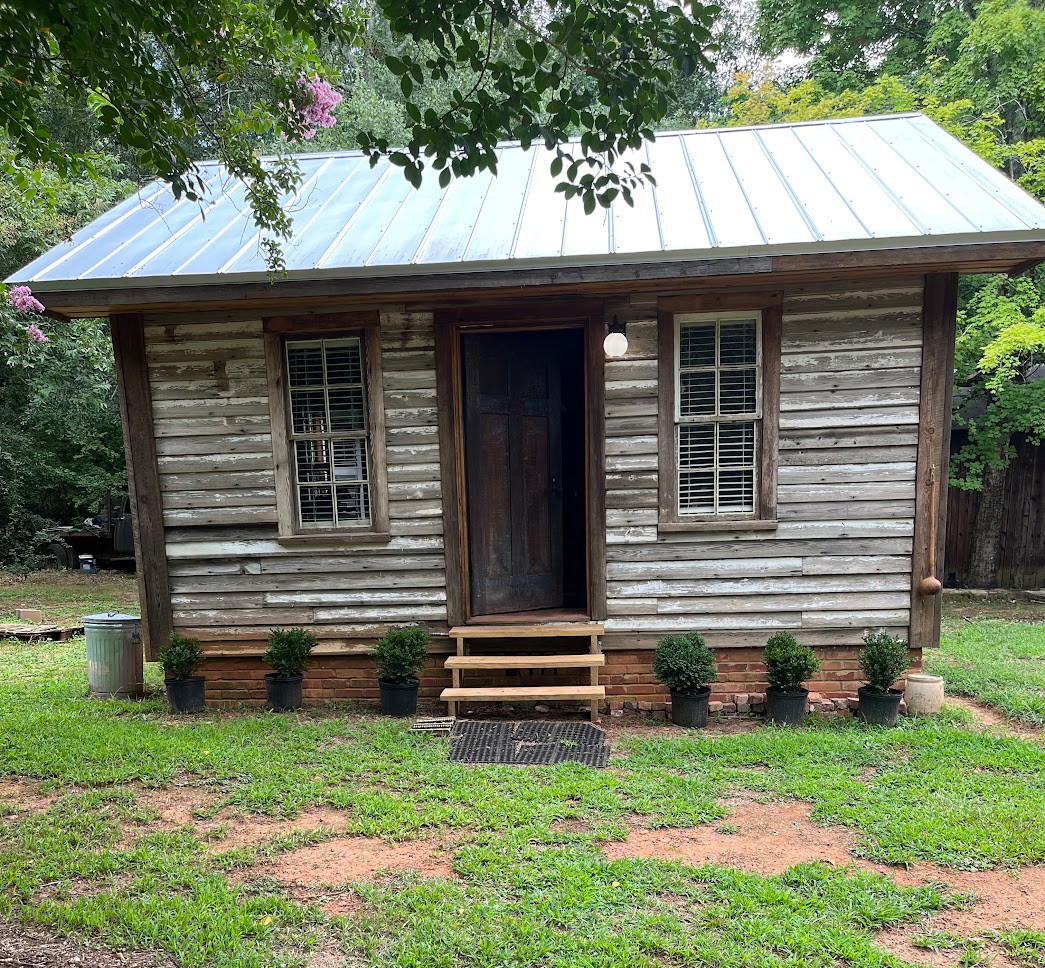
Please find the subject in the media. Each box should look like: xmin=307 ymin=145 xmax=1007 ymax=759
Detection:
xmin=8 ymin=285 xmax=44 ymax=314
xmin=25 ymin=323 xmax=50 ymax=343
xmin=297 ymin=77 xmax=342 ymax=139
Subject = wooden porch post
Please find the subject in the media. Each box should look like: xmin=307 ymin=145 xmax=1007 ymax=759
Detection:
xmin=910 ymin=273 xmax=959 ymax=652
xmin=110 ymin=313 xmax=172 ymax=660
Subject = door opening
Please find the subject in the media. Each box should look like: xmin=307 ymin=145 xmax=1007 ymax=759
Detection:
xmin=461 ymin=327 xmax=587 ymax=618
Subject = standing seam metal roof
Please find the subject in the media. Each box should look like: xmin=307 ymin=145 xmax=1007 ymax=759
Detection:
xmin=11 ymin=113 xmax=1045 ymax=290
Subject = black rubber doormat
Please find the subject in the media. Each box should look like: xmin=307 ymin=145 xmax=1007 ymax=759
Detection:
xmin=449 ymin=720 xmax=611 ymax=767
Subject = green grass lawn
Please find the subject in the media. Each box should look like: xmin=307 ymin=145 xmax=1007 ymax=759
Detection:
xmin=927 ymin=594 xmax=1045 ymax=726
xmin=0 ymin=575 xmax=1043 ymax=966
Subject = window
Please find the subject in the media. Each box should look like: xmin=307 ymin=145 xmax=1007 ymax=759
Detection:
xmin=264 ymin=312 xmax=389 ymax=542
xmin=677 ymin=314 xmax=760 ymax=515
xmin=285 ymin=336 xmax=371 ymax=528
xmin=658 ymin=296 xmax=780 ymax=531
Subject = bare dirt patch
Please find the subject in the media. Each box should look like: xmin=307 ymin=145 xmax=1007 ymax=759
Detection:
xmin=0 ymin=777 xmax=56 ymax=813
xmin=254 ymin=836 xmax=454 ymax=887
xmin=128 ymin=786 xmax=350 ymax=851
xmin=0 ymin=919 xmax=174 ymax=968
xmin=603 ymin=796 xmax=1045 ymax=966
xmin=944 ymin=697 xmax=1044 ymax=740
xmin=603 ymin=796 xmax=858 ymax=873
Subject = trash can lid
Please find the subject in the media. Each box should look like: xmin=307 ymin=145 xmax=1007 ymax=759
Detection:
xmin=83 ymin=611 xmax=142 ymax=624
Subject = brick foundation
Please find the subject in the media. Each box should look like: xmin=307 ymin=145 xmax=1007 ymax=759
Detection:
xmin=197 ymin=645 xmax=922 ymax=712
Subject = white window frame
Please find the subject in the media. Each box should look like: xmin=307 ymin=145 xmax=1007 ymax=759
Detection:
xmin=673 ymin=310 xmax=763 ymax=518
xmin=283 ymin=334 xmax=373 ymax=531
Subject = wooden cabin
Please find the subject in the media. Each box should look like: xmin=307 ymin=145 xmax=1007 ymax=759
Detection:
xmin=13 ymin=114 xmax=1045 ymax=717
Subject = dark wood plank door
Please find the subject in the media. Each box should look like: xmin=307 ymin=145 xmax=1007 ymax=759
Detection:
xmin=463 ymin=333 xmax=564 ymax=615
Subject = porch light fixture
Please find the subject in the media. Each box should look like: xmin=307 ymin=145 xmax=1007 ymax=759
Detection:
xmin=604 ymin=315 xmax=628 ymax=358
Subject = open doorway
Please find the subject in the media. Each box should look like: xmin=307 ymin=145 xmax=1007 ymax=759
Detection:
xmin=461 ymin=327 xmax=587 ymax=619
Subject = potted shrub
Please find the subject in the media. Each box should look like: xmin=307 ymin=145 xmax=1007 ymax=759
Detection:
xmin=158 ymin=633 xmax=205 ymax=714
xmin=373 ymin=625 xmax=430 ymax=717
xmin=263 ymin=628 xmax=317 ymax=711
xmin=858 ymin=630 xmax=910 ymax=727
xmin=652 ymin=631 xmax=717 ymax=728
xmin=763 ymin=632 xmax=819 ymax=726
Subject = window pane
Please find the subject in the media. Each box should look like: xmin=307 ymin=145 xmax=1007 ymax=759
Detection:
xmin=679 ymin=371 xmax=715 ymax=417
xmin=333 ymin=439 xmax=368 ymax=482
xmin=719 ymin=369 xmax=757 ymax=415
xmin=325 ymin=341 xmax=363 ymax=385
xmin=679 ymin=323 xmax=715 ymax=368
xmin=719 ymin=320 xmax=757 ymax=365
xmin=285 ymin=333 xmax=375 ymax=531
xmin=718 ymin=422 xmax=756 ymax=467
xmin=286 ymin=343 xmax=324 ymax=387
xmin=336 ymin=484 xmax=370 ymax=523
xmin=295 ymin=440 xmax=331 ymax=482
xmin=290 ymin=388 xmax=327 ymax=435
xmin=328 ymin=386 xmax=366 ymax=432
xmin=679 ymin=471 xmax=715 ymax=513
xmin=299 ymin=485 xmax=334 ymax=525
xmin=718 ymin=469 xmax=755 ymax=512
xmin=679 ymin=424 xmax=714 ymax=469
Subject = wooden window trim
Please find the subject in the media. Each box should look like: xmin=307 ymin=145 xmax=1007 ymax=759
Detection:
xmin=657 ymin=293 xmax=781 ymax=534
xmin=263 ymin=311 xmax=389 ymax=544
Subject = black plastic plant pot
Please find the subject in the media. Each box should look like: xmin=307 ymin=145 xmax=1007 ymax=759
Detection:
xmin=857 ymin=686 xmax=903 ymax=727
xmin=670 ymin=687 xmax=711 ymax=728
xmin=765 ymin=686 xmax=809 ymax=726
xmin=265 ymin=673 xmax=303 ymax=711
xmin=379 ymin=678 xmax=419 ymax=717
xmin=165 ymin=676 xmax=206 ymax=714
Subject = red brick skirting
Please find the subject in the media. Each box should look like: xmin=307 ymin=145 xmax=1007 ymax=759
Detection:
xmin=197 ymin=645 xmax=922 ymax=711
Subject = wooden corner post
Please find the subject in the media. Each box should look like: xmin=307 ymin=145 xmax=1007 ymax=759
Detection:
xmin=110 ymin=313 xmax=172 ymax=660
xmin=910 ymin=273 xmax=959 ymax=653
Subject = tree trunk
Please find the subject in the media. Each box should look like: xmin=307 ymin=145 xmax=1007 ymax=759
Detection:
xmin=966 ymin=444 xmax=1011 ymax=588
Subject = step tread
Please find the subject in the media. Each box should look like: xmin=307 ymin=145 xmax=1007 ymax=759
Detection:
xmin=445 ymin=654 xmax=605 ymax=669
xmin=450 ymin=623 xmax=605 ymax=639
xmin=440 ymin=685 xmax=606 ymax=701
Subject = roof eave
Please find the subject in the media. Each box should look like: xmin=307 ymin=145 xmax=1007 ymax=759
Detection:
xmin=24 ymin=238 xmax=1045 ymax=319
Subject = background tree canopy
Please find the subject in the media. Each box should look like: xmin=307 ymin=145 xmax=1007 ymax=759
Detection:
xmin=2 ymin=0 xmax=1044 ymax=582
xmin=1 ymin=0 xmax=717 ymax=267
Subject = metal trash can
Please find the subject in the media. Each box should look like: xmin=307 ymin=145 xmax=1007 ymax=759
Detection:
xmin=84 ymin=612 xmax=144 ymax=699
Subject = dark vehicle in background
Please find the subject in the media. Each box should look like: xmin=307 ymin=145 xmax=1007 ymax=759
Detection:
xmin=39 ymin=494 xmax=135 ymax=570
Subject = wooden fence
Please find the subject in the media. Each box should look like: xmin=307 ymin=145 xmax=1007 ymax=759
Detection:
xmin=945 ymin=432 xmax=1045 ymax=589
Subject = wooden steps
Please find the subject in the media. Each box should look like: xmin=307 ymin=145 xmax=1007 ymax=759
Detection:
xmin=442 ymin=621 xmax=606 ymax=721
xmin=441 ymin=686 xmax=605 ymax=702
xmin=450 ymin=623 xmax=605 ymax=639
xmin=445 ymin=654 xmax=605 ymax=670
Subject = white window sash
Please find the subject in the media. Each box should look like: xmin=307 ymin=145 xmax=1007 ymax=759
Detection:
xmin=673 ymin=311 xmax=763 ymax=517
xmin=284 ymin=335 xmax=373 ymax=529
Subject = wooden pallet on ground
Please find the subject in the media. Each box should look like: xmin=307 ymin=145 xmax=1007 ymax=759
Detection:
xmin=0 ymin=624 xmax=84 ymax=642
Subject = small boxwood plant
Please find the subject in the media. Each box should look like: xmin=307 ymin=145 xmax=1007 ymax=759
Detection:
xmin=374 ymin=625 xmax=430 ymax=683
xmin=860 ymin=629 xmax=910 ymax=694
xmin=263 ymin=628 xmax=317 ymax=678
xmin=652 ymin=631 xmax=717 ymax=695
xmin=764 ymin=632 xmax=819 ymax=693
xmin=158 ymin=633 xmax=202 ymax=681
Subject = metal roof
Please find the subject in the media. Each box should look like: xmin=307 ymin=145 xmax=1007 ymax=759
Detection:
xmin=11 ymin=113 xmax=1045 ymax=292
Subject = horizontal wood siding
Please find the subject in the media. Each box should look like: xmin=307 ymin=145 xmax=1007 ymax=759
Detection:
xmin=145 ymin=277 xmax=923 ymax=651
xmin=604 ymin=278 xmax=921 ymax=645
xmin=145 ymin=310 xmax=447 ymax=640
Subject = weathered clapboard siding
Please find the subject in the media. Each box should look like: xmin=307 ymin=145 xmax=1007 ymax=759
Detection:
xmin=144 ymin=277 xmax=922 ymax=648
xmin=145 ymin=309 xmax=448 ymax=636
xmin=603 ymin=278 xmax=921 ymax=641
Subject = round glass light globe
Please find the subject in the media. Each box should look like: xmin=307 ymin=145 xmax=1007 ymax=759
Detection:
xmin=603 ymin=331 xmax=629 ymax=358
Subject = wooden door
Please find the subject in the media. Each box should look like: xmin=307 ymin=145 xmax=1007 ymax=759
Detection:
xmin=463 ymin=332 xmax=564 ymax=615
